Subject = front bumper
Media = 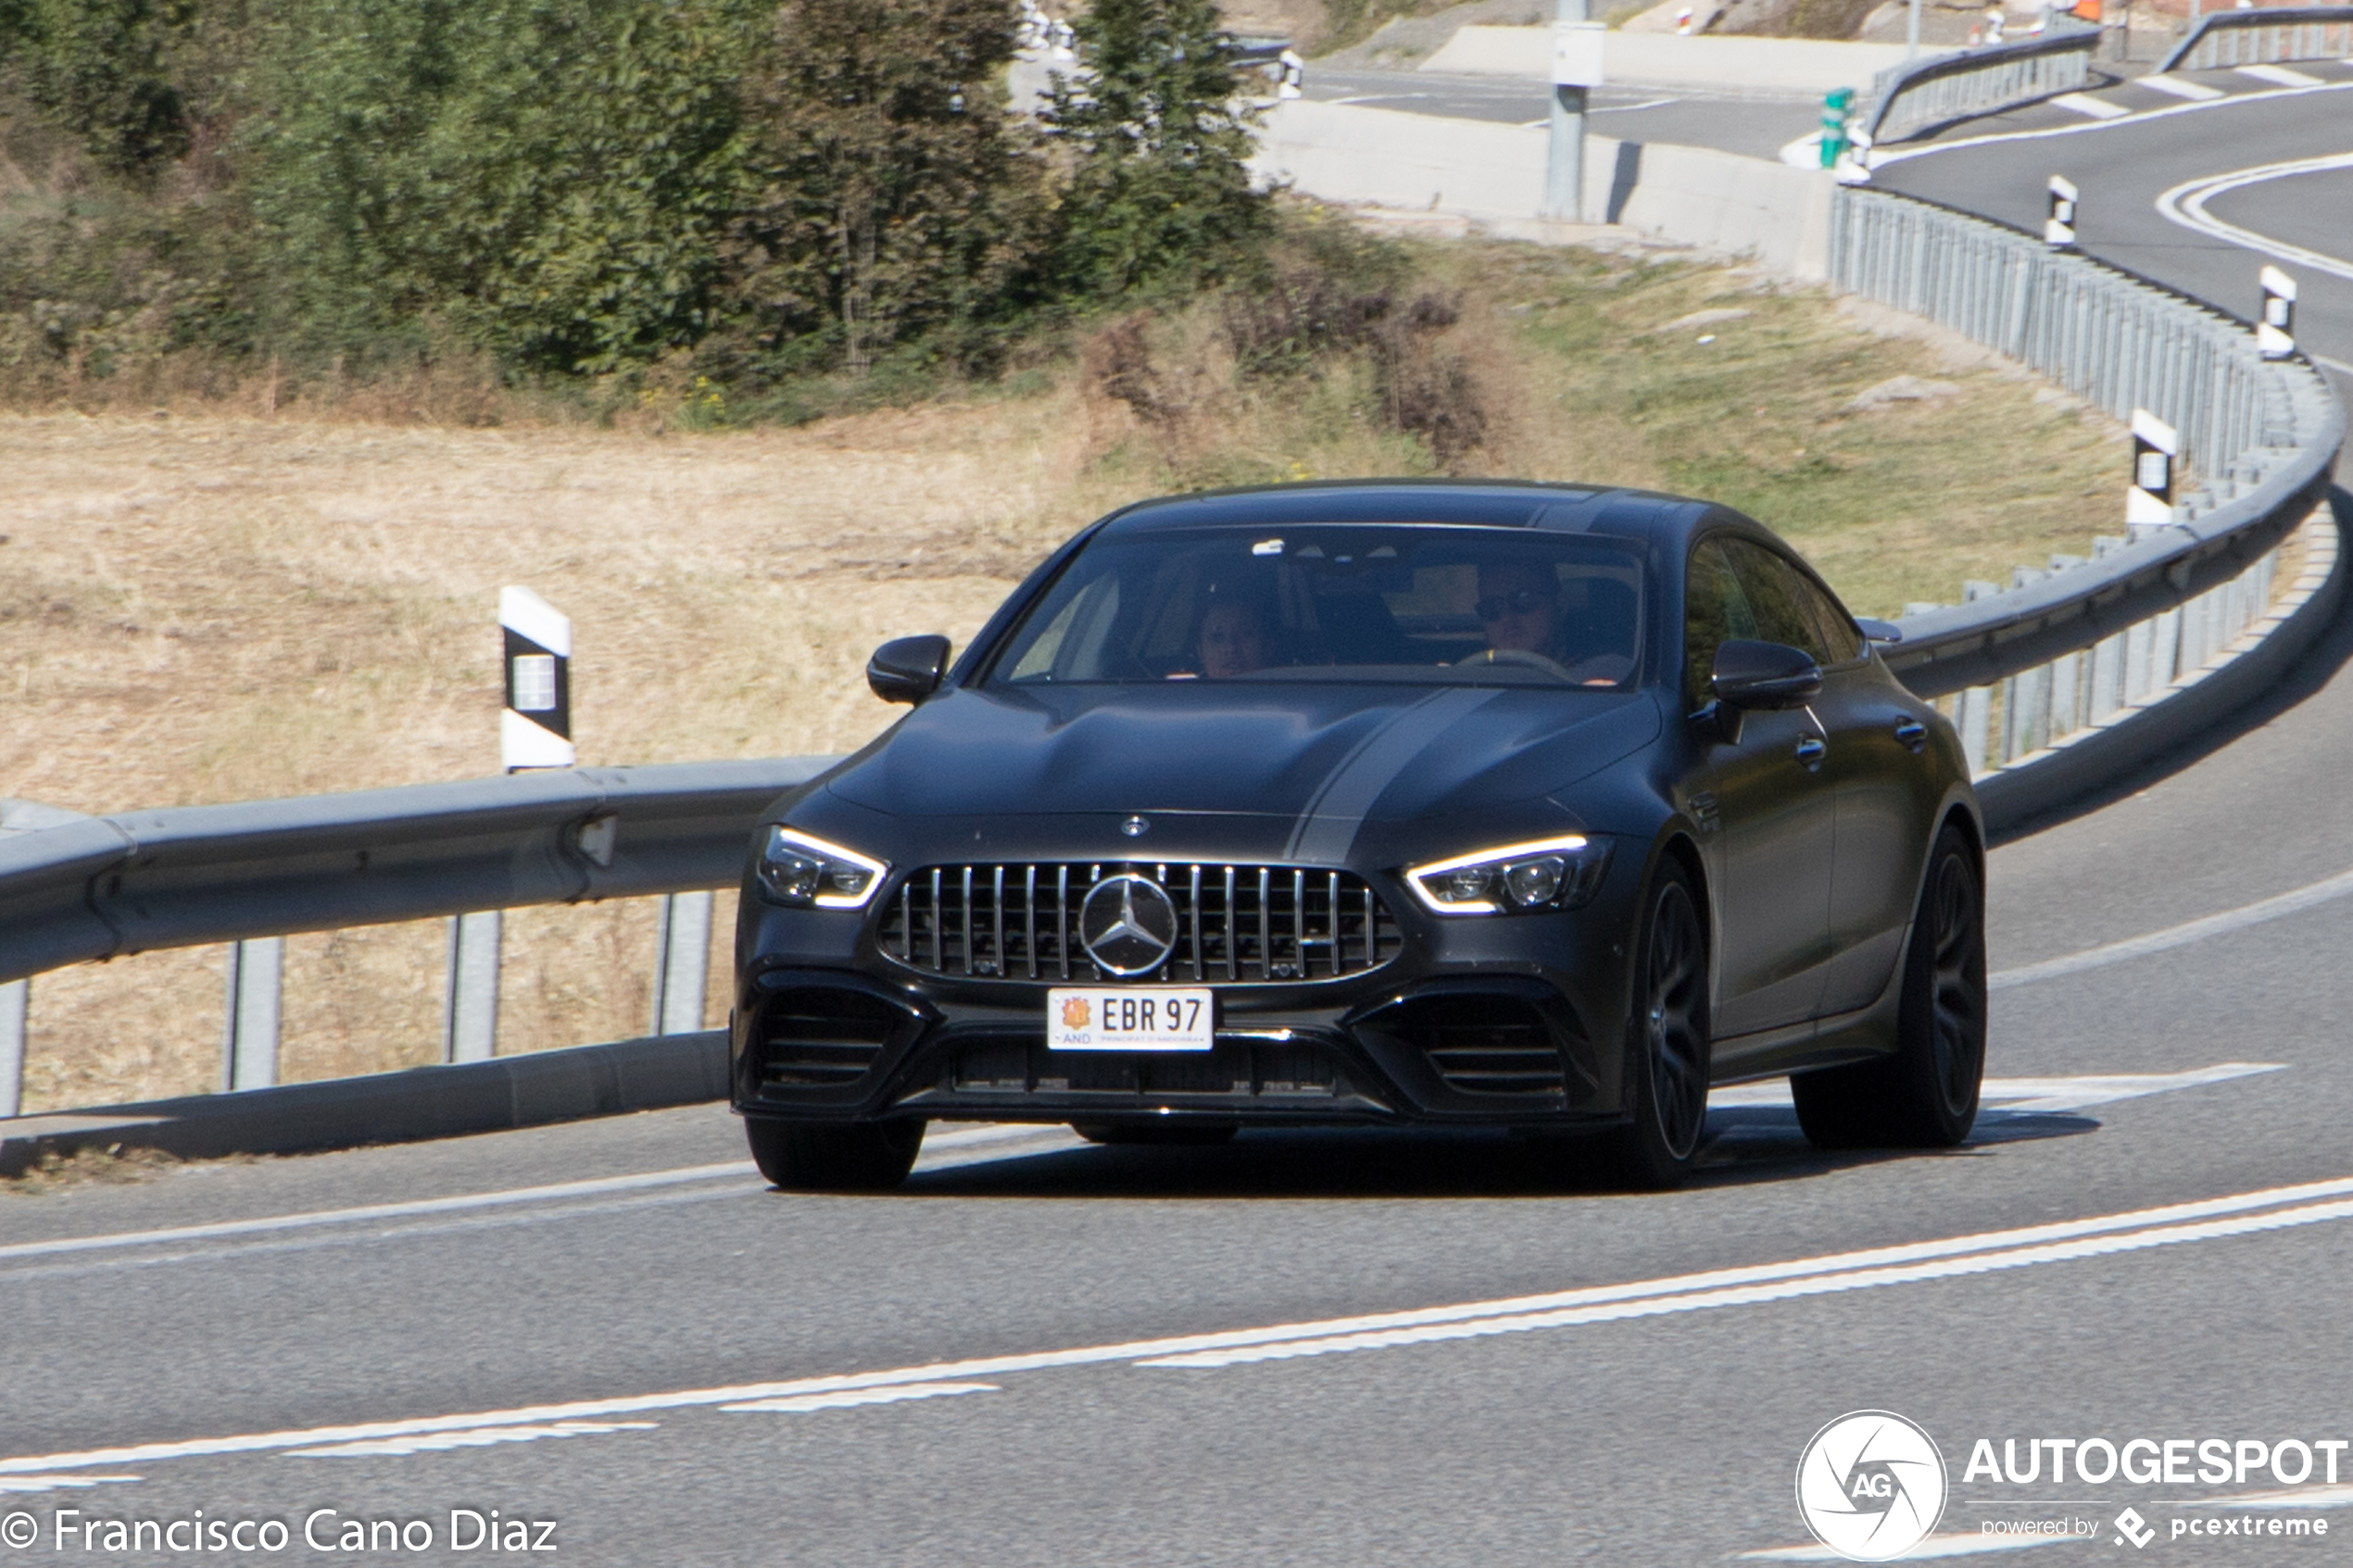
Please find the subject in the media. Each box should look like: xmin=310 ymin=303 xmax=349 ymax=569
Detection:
xmin=731 ymin=890 xmax=1641 ymax=1129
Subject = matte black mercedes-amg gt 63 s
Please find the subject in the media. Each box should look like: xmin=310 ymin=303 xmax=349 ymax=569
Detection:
xmin=731 ymin=481 xmax=1986 ymax=1190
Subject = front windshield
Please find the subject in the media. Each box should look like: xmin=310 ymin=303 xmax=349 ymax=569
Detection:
xmin=988 ymin=524 xmax=1646 ymax=689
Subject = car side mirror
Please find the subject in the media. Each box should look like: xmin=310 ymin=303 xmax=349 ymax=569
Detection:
xmin=1712 ymin=639 xmax=1822 ymax=709
xmin=867 ymin=634 xmax=951 ymax=705
xmin=1855 ymin=617 xmax=1902 ymax=646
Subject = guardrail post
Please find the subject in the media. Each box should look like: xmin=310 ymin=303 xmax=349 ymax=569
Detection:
xmin=1957 ymin=687 xmax=1993 ymax=775
xmin=650 ymin=891 xmax=714 ymax=1036
xmin=444 ymin=911 xmax=503 ymax=1064
xmin=1 ymin=976 xmax=24 ymax=1118
xmin=221 ymin=936 xmax=283 ymax=1092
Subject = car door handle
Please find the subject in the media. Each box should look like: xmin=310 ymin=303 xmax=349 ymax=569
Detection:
xmin=1794 ymin=736 xmax=1826 ymax=770
xmin=1894 ymin=719 xmax=1928 ymax=753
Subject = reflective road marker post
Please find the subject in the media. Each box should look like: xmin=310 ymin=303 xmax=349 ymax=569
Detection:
xmin=2045 ymin=175 xmax=2078 ymax=248
xmin=500 ymin=586 xmax=574 ymax=772
xmin=2128 ymin=408 xmax=2179 ymax=530
xmin=2259 ymin=266 xmax=2296 ymax=360
xmin=1547 ymin=0 xmax=1604 ymax=221
xmin=0 ymin=976 xmax=24 ymax=1118
xmin=445 ymin=587 xmax=576 ymax=1065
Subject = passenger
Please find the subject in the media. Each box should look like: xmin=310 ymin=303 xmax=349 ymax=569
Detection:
xmin=1471 ymin=561 xmax=1633 ymax=685
xmin=1198 ymin=597 xmax=1270 ymax=679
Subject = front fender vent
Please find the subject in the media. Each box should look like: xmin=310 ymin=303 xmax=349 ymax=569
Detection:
xmin=878 ymin=862 xmax=1402 ymax=985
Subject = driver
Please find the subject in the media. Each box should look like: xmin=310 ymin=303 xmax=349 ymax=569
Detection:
xmin=1197 ymin=596 xmax=1270 ymax=679
xmin=1471 ymin=560 xmax=1631 ymax=686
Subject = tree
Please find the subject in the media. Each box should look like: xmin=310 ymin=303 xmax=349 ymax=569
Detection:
xmin=718 ymin=0 xmax=1046 ymax=378
xmin=1047 ymin=0 xmax=1267 ymax=299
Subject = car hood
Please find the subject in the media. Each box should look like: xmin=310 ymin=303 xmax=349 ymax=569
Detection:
xmin=825 ymin=684 xmax=1660 ymax=855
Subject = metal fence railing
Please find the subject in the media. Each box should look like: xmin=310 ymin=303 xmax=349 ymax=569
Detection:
xmin=1866 ymin=28 xmax=2100 ymax=147
xmin=1831 ymin=186 xmax=2344 ymax=783
xmin=2158 ymin=5 xmax=2353 ymax=72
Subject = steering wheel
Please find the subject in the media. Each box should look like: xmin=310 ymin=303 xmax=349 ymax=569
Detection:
xmin=1454 ymin=647 xmax=1579 ymax=681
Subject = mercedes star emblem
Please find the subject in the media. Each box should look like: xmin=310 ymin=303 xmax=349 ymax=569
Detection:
xmin=1077 ymin=874 xmax=1179 ymax=976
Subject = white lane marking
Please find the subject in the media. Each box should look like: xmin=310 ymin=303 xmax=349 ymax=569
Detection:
xmin=1868 ymin=80 xmax=2353 ymax=168
xmin=288 ymin=1421 xmax=655 ymax=1459
xmin=1135 ymin=1192 xmax=2353 ymax=1368
xmin=11 ymin=1173 xmax=2353 ymax=1477
xmin=722 ymin=1383 xmax=999 ymax=1414
xmin=0 ymin=1161 xmax=756 ymax=1264
xmin=0 ymin=1124 xmax=1063 ymax=1270
xmin=0 ymin=1474 xmax=140 ymax=1494
xmin=2319 ymin=354 xmax=2353 ymax=377
xmin=1993 ymin=861 xmax=2353 ymax=989
xmin=1711 ymin=1063 xmax=2280 ymax=1112
xmin=1743 ymin=1533 xmax=2075 ymax=1560
xmin=2237 ymin=64 xmax=2324 ymax=88
xmin=1594 ymin=96 xmax=1679 ymax=114
xmin=2138 ymin=73 xmax=2225 ymax=102
xmin=2157 ymin=152 xmax=2353 ymax=285
xmin=2050 ymin=92 xmax=2130 ymax=119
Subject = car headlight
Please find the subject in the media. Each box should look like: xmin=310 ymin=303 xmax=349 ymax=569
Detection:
xmin=1403 ymin=834 xmax=1613 ymax=916
xmin=756 ymin=826 xmax=889 ymax=909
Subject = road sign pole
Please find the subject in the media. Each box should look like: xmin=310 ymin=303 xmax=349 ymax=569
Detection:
xmin=1546 ymin=0 xmax=1604 ymax=221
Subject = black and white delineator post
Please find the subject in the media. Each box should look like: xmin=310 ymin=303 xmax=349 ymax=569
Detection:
xmin=2045 ymin=175 xmax=2078 ymax=249
xmin=2127 ymin=408 xmax=2178 ymax=530
xmin=500 ymin=585 xmax=574 ymax=772
xmin=2259 ymin=265 xmax=2297 ymax=361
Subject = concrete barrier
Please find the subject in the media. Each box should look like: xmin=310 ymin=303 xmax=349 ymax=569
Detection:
xmin=1421 ymin=26 xmax=1950 ymax=93
xmin=1252 ymin=99 xmax=1834 ymax=280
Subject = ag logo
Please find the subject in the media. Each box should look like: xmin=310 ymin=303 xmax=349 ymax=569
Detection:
xmin=1794 ymin=1411 xmax=1947 ymax=1562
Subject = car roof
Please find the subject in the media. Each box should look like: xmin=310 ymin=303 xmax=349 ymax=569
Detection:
xmin=1098 ymin=480 xmax=1718 ymax=544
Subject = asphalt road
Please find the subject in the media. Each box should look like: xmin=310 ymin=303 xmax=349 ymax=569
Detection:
xmin=1305 ymin=66 xmax=1822 ymax=162
xmin=5 ymin=81 xmax=2353 ymax=1568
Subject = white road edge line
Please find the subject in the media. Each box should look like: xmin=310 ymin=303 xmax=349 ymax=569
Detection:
xmin=2155 ymin=152 xmax=2353 ymax=286
xmin=1867 ymin=79 xmax=2353 ymax=168
xmin=1711 ymin=1062 xmax=2280 ymax=1111
xmin=11 ymin=1172 xmax=2353 ymax=1476
xmin=1991 ymin=861 xmax=2353 ymax=988
xmin=0 ymin=1123 xmax=1067 ymax=1266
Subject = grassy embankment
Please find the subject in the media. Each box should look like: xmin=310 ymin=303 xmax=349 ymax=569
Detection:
xmin=0 ymin=231 xmax=2132 ymax=1115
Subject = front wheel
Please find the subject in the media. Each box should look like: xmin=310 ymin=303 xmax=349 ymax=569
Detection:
xmin=1590 ymin=859 xmax=1711 ymax=1190
xmin=746 ymin=1118 xmax=925 ymax=1192
xmin=1792 ymin=822 xmax=1986 ymax=1148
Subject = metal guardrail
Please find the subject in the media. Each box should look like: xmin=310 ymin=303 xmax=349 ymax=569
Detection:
xmin=0 ymin=759 xmax=828 ymax=991
xmin=1865 ymin=27 xmax=2099 ymax=147
xmin=1841 ymin=186 xmax=2345 ymax=776
xmin=2158 ymin=5 xmax=2353 ymax=72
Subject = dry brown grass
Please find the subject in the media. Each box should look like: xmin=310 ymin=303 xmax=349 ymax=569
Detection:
xmin=1 ymin=236 xmax=2137 ymax=1114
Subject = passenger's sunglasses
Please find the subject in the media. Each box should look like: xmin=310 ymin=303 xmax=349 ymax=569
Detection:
xmin=1475 ymin=589 xmax=1554 ymax=621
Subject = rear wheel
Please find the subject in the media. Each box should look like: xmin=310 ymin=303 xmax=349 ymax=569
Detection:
xmin=1071 ymin=1122 xmax=1239 ymax=1147
xmin=746 ymin=1118 xmax=925 ymax=1192
xmin=1586 ymin=859 xmax=1711 ymax=1190
xmin=1792 ymin=823 xmax=1986 ymax=1148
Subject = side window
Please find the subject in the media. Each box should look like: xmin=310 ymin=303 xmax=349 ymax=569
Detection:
xmin=1795 ymin=575 xmax=1866 ymax=665
xmin=1684 ymin=539 xmax=1758 ymax=712
xmin=1721 ymin=539 xmax=1831 ymax=664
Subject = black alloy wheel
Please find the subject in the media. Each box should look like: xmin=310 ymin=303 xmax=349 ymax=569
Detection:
xmin=746 ymin=1118 xmax=925 ymax=1192
xmin=1582 ymin=859 xmax=1711 ymax=1190
xmin=1792 ymin=822 xmax=1986 ymax=1148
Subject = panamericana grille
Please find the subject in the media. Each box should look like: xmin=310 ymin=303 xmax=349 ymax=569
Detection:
xmin=878 ymin=862 xmax=1402 ymax=984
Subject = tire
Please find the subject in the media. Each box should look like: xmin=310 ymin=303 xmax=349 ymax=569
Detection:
xmin=1588 ymin=858 xmax=1712 ymax=1190
xmin=745 ymin=1118 xmax=925 ymax=1192
xmin=1792 ymin=823 xmax=1986 ymax=1149
xmin=1071 ymin=1122 xmax=1239 ymax=1147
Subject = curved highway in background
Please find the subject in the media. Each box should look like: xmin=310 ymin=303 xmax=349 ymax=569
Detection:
xmin=3 ymin=84 xmax=2351 ymax=1566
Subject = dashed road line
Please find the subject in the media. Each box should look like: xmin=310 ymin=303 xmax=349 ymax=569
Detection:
xmin=289 ymin=1422 xmax=656 ymax=1460
xmin=2235 ymin=64 xmax=2325 ymax=88
xmin=2050 ymin=92 xmax=2129 ymax=119
xmin=722 ymin=1383 xmax=999 ymax=1414
xmin=2137 ymin=74 xmax=2225 ymax=102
